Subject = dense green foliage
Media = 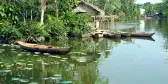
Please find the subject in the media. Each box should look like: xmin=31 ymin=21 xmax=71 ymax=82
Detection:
xmin=141 ymin=0 xmax=168 ymax=17
xmin=0 ymin=21 xmax=22 ymax=40
xmin=0 ymin=0 xmax=89 ymax=42
xmin=88 ymin=0 xmax=140 ymax=20
xmin=45 ymin=15 xmax=67 ymax=39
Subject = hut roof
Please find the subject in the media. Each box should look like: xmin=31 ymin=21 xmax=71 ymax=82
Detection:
xmin=73 ymin=0 xmax=105 ymax=16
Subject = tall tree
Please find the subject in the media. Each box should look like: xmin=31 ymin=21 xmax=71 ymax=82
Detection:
xmin=40 ymin=0 xmax=46 ymax=25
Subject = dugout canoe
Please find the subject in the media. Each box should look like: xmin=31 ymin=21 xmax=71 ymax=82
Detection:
xmin=131 ymin=32 xmax=155 ymax=37
xmin=16 ymin=41 xmax=72 ymax=54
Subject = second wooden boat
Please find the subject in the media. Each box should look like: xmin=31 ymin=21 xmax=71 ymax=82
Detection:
xmin=121 ymin=32 xmax=131 ymax=37
xmin=131 ymin=32 xmax=155 ymax=37
xmin=16 ymin=41 xmax=72 ymax=54
xmin=103 ymin=34 xmax=121 ymax=38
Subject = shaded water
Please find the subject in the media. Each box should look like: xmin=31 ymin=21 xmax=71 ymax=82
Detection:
xmin=0 ymin=19 xmax=168 ymax=84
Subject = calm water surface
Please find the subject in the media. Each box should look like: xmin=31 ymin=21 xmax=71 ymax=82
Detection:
xmin=0 ymin=19 xmax=168 ymax=84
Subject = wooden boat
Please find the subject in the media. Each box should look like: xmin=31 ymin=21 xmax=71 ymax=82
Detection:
xmin=121 ymin=32 xmax=131 ymax=37
xmin=16 ymin=41 xmax=72 ymax=54
xmin=131 ymin=32 xmax=155 ymax=37
xmin=103 ymin=33 xmax=121 ymax=38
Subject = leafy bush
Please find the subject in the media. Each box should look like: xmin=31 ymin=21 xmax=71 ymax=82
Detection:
xmin=44 ymin=15 xmax=68 ymax=39
xmin=19 ymin=21 xmax=48 ymax=38
xmin=60 ymin=12 xmax=90 ymax=37
xmin=0 ymin=21 xmax=22 ymax=40
xmin=0 ymin=3 xmax=20 ymax=24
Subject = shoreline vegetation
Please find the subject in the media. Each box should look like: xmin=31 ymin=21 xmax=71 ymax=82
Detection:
xmin=0 ymin=0 xmax=90 ymax=43
xmin=0 ymin=0 xmax=168 ymax=43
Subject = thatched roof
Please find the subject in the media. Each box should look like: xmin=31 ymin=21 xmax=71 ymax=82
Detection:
xmin=73 ymin=0 xmax=105 ymax=16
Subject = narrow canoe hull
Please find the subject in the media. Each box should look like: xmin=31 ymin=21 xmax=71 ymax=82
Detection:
xmin=121 ymin=33 xmax=131 ymax=37
xmin=17 ymin=41 xmax=72 ymax=54
xmin=131 ymin=32 xmax=155 ymax=37
xmin=103 ymin=34 xmax=121 ymax=38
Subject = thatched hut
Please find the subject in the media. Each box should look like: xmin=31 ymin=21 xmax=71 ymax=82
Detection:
xmin=73 ymin=0 xmax=105 ymax=16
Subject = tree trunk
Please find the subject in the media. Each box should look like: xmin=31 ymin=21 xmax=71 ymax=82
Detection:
xmin=40 ymin=0 xmax=46 ymax=25
xmin=40 ymin=9 xmax=44 ymax=25
xmin=55 ymin=0 xmax=58 ymax=17
xmin=31 ymin=9 xmax=33 ymax=20
xmin=104 ymin=0 xmax=109 ymax=11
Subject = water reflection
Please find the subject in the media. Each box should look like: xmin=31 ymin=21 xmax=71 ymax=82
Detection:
xmin=1 ymin=19 xmax=168 ymax=84
xmin=0 ymin=38 xmax=113 ymax=84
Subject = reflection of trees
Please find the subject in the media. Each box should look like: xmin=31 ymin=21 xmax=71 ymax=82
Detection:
xmin=0 ymin=44 xmax=107 ymax=84
xmin=144 ymin=19 xmax=168 ymax=49
xmin=0 ymin=37 xmax=135 ymax=84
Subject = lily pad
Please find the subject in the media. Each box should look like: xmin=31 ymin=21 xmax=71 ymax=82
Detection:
xmin=19 ymin=79 xmax=29 ymax=83
xmin=11 ymin=77 xmax=20 ymax=81
xmin=34 ymin=52 xmax=40 ymax=55
xmin=62 ymin=58 xmax=68 ymax=60
xmin=0 ymin=70 xmax=11 ymax=73
xmin=43 ymin=53 xmax=50 ymax=55
xmin=61 ymin=81 xmax=73 ymax=84
xmin=11 ymin=48 xmax=16 ymax=51
xmin=17 ymin=54 xmax=23 ymax=56
xmin=33 ymin=55 xmax=39 ymax=57
xmin=29 ymin=82 xmax=38 ymax=84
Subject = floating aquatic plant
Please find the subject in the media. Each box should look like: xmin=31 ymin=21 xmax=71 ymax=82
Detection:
xmin=62 ymin=58 xmax=68 ymax=60
xmin=43 ymin=53 xmax=50 ymax=56
xmin=11 ymin=77 xmax=20 ymax=81
xmin=28 ymin=82 xmax=38 ymax=84
xmin=11 ymin=48 xmax=16 ymax=51
xmin=19 ymin=79 xmax=29 ymax=83
xmin=33 ymin=55 xmax=39 ymax=57
xmin=0 ymin=70 xmax=11 ymax=73
xmin=17 ymin=54 xmax=23 ymax=56
xmin=61 ymin=81 xmax=73 ymax=84
xmin=34 ymin=52 xmax=40 ymax=55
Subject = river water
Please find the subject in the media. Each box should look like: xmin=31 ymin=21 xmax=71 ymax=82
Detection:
xmin=0 ymin=19 xmax=168 ymax=84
